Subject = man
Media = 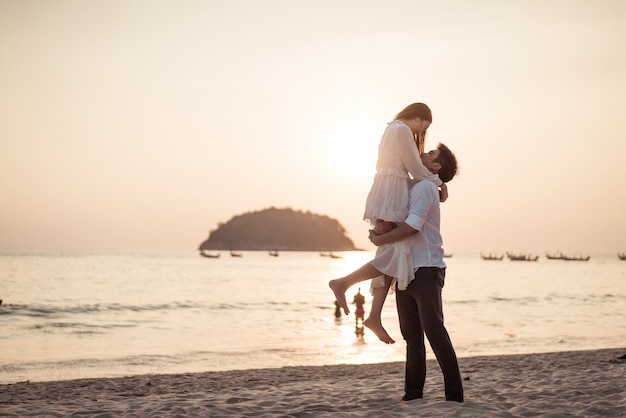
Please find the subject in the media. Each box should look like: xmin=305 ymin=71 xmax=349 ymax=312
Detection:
xmin=369 ymin=143 xmax=464 ymax=403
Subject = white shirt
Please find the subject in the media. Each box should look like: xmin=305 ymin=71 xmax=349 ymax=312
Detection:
xmin=404 ymin=180 xmax=446 ymax=272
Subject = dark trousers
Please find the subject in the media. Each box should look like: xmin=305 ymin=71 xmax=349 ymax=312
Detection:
xmin=396 ymin=267 xmax=464 ymax=402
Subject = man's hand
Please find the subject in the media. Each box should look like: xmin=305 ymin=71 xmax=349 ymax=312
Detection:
xmin=371 ymin=220 xmax=397 ymax=235
xmin=369 ymin=229 xmax=384 ymax=246
xmin=369 ymin=223 xmax=418 ymax=246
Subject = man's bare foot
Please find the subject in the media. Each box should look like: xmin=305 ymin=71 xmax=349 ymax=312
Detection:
xmin=329 ymin=279 xmax=350 ymax=315
xmin=364 ymin=317 xmax=395 ymax=344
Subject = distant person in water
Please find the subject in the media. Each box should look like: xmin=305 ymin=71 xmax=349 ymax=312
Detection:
xmin=353 ymin=288 xmax=365 ymax=326
xmin=334 ymin=301 xmax=342 ymax=319
xmin=370 ymin=143 xmax=463 ymax=402
xmin=353 ymin=288 xmax=366 ymax=338
xmin=329 ymin=103 xmax=448 ymax=344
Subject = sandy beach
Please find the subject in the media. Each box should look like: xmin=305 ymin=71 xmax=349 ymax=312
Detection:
xmin=1 ymin=348 xmax=624 ymax=417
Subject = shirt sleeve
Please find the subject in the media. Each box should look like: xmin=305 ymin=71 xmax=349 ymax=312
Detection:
xmin=395 ymin=125 xmax=442 ymax=187
xmin=405 ymin=182 xmax=439 ymax=231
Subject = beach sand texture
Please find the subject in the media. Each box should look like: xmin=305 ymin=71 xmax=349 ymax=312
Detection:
xmin=1 ymin=348 xmax=624 ymax=417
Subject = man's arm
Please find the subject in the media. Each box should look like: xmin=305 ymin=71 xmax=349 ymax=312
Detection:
xmin=368 ymin=181 xmax=438 ymax=247
xmin=369 ymin=223 xmax=418 ymax=246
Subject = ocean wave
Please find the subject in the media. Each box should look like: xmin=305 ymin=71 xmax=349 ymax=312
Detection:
xmin=0 ymin=300 xmax=313 ymax=319
xmin=0 ymin=301 xmax=205 ymax=317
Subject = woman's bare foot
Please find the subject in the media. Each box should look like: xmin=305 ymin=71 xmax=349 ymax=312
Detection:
xmin=329 ymin=279 xmax=350 ymax=315
xmin=364 ymin=317 xmax=395 ymax=344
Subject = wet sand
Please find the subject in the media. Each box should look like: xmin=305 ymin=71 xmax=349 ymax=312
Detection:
xmin=1 ymin=348 xmax=624 ymax=417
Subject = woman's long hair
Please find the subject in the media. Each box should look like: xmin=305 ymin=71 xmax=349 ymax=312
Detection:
xmin=394 ymin=102 xmax=432 ymax=154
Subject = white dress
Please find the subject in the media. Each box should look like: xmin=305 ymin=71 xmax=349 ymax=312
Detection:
xmin=363 ymin=120 xmax=442 ymax=290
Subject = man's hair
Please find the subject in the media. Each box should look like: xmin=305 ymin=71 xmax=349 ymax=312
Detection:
xmin=434 ymin=143 xmax=459 ymax=183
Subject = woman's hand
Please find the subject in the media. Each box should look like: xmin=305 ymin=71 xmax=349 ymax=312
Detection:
xmin=439 ymin=183 xmax=448 ymax=202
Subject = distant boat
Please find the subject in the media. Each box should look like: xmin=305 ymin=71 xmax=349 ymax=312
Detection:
xmin=443 ymin=253 xmax=453 ymax=258
xmin=506 ymin=252 xmax=538 ymax=262
xmin=269 ymin=250 xmax=279 ymax=257
xmin=319 ymin=251 xmax=329 ymax=257
xmin=199 ymin=250 xmax=220 ymax=259
xmin=545 ymin=251 xmax=566 ymax=260
xmin=546 ymin=252 xmax=590 ymax=261
xmin=563 ymin=255 xmax=590 ymax=261
xmin=619 ymin=252 xmax=626 ymax=260
xmin=480 ymin=253 xmax=504 ymax=260
xmin=230 ymin=250 xmax=242 ymax=257
xmin=328 ymin=252 xmax=342 ymax=259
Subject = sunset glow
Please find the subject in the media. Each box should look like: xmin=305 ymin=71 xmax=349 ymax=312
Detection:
xmin=1 ymin=0 xmax=625 ymax=253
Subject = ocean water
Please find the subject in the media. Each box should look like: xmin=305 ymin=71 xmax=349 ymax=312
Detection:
xmin=0 ymin=250 xmax=624 ymax=384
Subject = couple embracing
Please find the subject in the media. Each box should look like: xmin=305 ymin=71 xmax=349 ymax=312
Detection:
xmin=329 ymin=102 xmax=464 ymax=403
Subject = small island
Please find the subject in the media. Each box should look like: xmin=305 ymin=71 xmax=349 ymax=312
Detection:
xmin=198 ymin=207 xmax=358 ymax=251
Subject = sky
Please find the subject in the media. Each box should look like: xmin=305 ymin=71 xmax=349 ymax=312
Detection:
xmin=1 ymin=0 xmax=625 ymax=254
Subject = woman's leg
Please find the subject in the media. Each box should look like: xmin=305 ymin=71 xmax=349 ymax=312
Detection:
xmin=329 ymin=263 xmax=381 ymax=315
xmin=364 ymin=275 xmax=395 ymax=344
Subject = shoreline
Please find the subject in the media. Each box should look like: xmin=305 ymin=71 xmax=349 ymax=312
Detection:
xmin=1 ymin=347 xmax=624 ymax=417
